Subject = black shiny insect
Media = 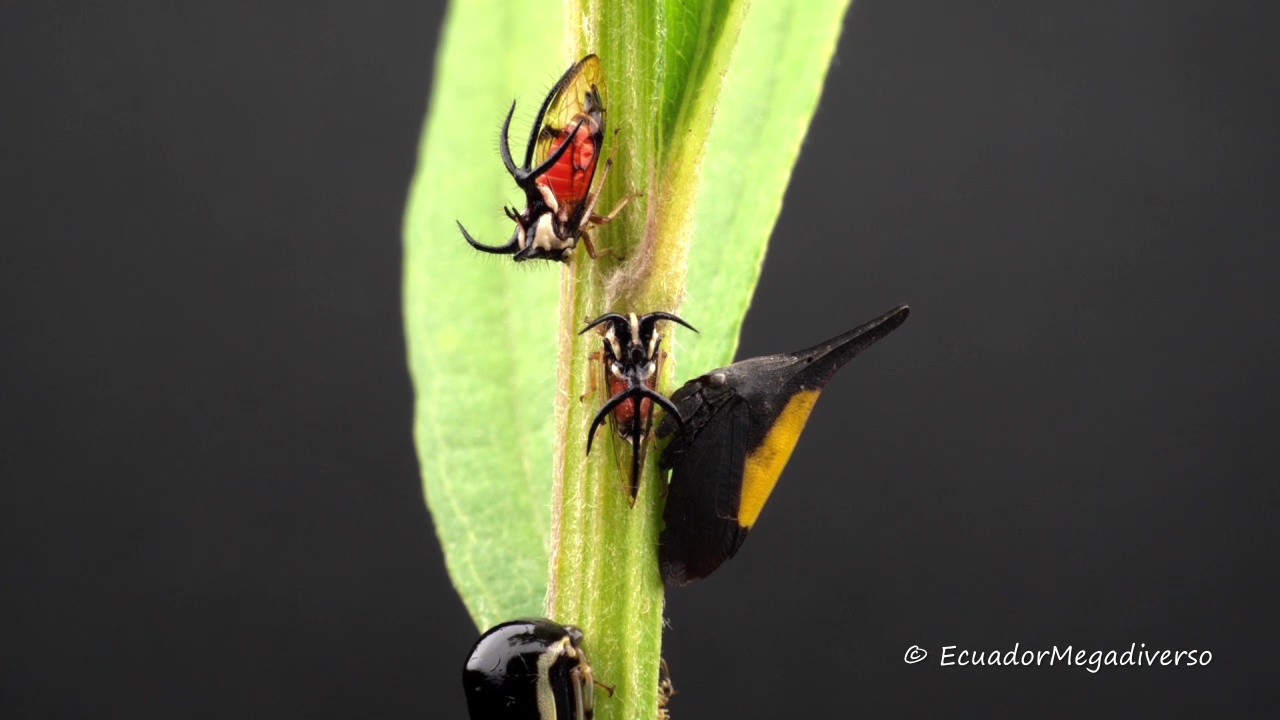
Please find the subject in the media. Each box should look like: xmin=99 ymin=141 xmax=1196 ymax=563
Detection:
xmin=458 ymin=54 xmax=632 ymax=263
xmin=581 ymin=311 xmax=696 ymax=504
xmin=657 ymin=304 xmax=910 ymax=586
xmin=463 ymin=618 xmax=604 ymax=720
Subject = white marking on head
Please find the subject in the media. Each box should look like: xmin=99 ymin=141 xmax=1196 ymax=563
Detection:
xmin=531 ymin=214 xmax=563 ymax=253
xmin=604 ymin=326 xmax=621 ymax=360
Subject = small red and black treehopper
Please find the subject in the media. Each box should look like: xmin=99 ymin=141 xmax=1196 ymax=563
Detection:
xmin=581 ymin=311 xmax=696 ymax=504
xmin=458 ymin=54 xmax=634 ymax=263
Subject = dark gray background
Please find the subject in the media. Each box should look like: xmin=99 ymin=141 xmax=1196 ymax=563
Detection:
xmin=3 ymin=1 xmax=1276 ymax=717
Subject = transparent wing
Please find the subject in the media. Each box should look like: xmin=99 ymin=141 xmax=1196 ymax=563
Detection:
xmin=530 ymin=55 xmax=606 ymax=216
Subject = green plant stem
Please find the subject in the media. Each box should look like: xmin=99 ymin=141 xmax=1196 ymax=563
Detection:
xmin=405 ymin=0 xmax=857 ymax=676
xmin=546 ymin=2 xmax=747 ymax=719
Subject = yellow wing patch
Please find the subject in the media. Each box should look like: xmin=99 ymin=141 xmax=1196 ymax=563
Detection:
xmin=738 ymin=390 xmax=821 ymax=528
xmin=533 ymin=55 xmax=604 ymax=166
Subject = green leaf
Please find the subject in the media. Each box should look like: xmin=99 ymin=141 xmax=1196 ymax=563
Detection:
xmin=402 ymin=0 xmax=564 ymax=632
xmin=684 ymin=0 xmax=857 ymax=374
xmin=405 ymin=2 xmax=855 ymax=716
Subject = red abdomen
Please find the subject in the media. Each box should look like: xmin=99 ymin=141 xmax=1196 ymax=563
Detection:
xmin=539 ymin=118 xmax=598 ymax=215
xmin=609 ymin=374 xmax=654 ymax=436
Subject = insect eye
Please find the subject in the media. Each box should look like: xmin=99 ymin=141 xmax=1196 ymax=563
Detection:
xmin=708 ymin=372 xmax=727 ymax=387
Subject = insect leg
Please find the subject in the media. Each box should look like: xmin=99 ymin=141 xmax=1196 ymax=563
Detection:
xmin=582 ymin=130 xmax=642 ymax=229
xmin=580 ymin=350 xmax=603 ymax=402
xmin=580 ymin=231 xmax=616 ymax=261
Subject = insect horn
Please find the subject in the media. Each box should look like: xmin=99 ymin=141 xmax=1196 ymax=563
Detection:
xmin=457 ymin=220 xmax=520 ymax=255
xmin=586 ymin=386 xmax=684 ymax=455
xmin=521 ymin=117 xmax=586 ymax=186
xmin=638 ymin=312 xmax=697 ymax=336
xmin=785 ymin=304 xmax=910 ymax=390
xmin=646 ymin=387 xmax=684 ymax=430
xmin=578 ymin=313 xmax=629 ymax=335
xmin=498 ymin=101 xmax=520 ymax=178
xmin=522 ymin=54 xmax=593 ymax=168
xmin=628 ymin=393 xmax=644 ymax=502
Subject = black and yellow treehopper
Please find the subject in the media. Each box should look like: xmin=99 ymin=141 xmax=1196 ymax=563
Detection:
xmin=656 ymin=304 xmax=910 ymax=585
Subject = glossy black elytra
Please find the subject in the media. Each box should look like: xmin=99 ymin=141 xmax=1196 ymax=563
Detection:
xmin=463 ymin=618 xmax=604 ymax=720
xmin=657 ymin=304 xmax=910 ymax=586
